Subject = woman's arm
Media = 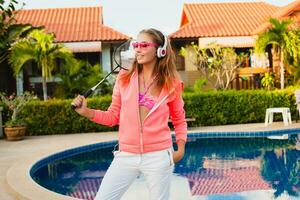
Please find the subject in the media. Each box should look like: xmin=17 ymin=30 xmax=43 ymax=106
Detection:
xmin=173 ymin=139 xmax=186 ymax=163
xmin=168 ymin=85 xmax=187 ymax=144
xmin=72 ymin=72 xmax=123 ymax=127
xmin=90 ymin=78 xmax=121 ymax=127
xmin=168 ymin=82 xmax=188 ymax=163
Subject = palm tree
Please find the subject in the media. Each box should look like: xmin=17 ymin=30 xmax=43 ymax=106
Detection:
xmin=255 ymin=18 xmax=300 ymax=89
xmin=261 ymin=149 xmax=300 ymax=198
xmin=9 ymin=29 xmax=76 ymax=100
xmin=0 ymin=0 xmax=20 ymax=64
xmin=54 ymin=61 xmax=112 ymax=99
xmin=0 ymin=0 xmax=41 ymax=64
xmin=0 ymin=24 xmax=40 ymax=64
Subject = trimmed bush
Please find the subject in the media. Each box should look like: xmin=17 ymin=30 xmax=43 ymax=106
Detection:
xmin=19 ymin=95 xmax=117 ymax=136
xmin=0 ymin=90 xmax=297 ymax=135
xmin=183 ymin=89 xmax=296 ymax=126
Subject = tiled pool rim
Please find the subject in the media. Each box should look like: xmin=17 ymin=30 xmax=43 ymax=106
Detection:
xmin=6 ymin=127 xmax=300 ymax=200
xmin=30 ymin=128 xmax=300 ymax=181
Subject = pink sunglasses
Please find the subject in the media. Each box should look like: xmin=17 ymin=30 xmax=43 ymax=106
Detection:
xmin=132 ymin=41 xmax=158 ymax=49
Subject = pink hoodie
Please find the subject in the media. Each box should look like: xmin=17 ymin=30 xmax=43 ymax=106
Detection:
xmin=91 ymin=70 xmax=187 ymax=153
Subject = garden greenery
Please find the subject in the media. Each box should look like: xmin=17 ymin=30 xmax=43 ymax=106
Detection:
xmin=0 ymin=89 xmax=296 ymax=135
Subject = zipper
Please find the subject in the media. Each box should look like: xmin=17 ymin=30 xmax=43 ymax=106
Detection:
xmin=137 ymin=106 xmax=144 ymax=153
xmin=137 ymin=73 xmax=144 ymax=153
xmin=167 ymin=150 xmax=173 ymax=166
xmin=136 ymin=76 xmax=175 ymax=153
xmin=143 ymin=88 xmax=175 ymax=123
xmin=139 ymin=123 xmax=143 ymax=153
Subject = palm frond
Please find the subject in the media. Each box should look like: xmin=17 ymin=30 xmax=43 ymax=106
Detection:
xmin=269 ymin=18 xmax=292 ymax=33
xmin=255 ymin=32 xmax=271 ymax=54
xmin=284 ymin=30 xmax=300 ymax=64
xmin=8 ymin=39 xmax=36 ymax=75
xmin=255 ymin=18 xmax=291 ymax=54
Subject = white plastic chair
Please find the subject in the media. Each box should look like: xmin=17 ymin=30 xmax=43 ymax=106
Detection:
xmin=265 ymin=107 xmax=292 ymax=126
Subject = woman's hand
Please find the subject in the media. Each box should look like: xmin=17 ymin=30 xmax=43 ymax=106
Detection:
xmin=71 ymin=95 xmax=96 ymax=119
xmin=173 ymin=150 xmax=185 ymax=163
xmin=71 ymin=95 xmax=95 ymax=119
xmin=172 ymin=139 xmax=186 ymax=163
xmin=72 ymin=95 xmax=87 ymax=114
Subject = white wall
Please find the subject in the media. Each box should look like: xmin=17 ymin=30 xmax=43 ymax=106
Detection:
xmin=198 ymin=36 xmax=255 ymax=48
xmin=101 ymin=43 xmax=111 ymax=73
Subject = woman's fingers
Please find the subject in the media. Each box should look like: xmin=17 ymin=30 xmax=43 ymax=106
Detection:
xmin=72 ymin=96 xmax=81 ymax=107
xmin=72 ymin=95 xmax=85 ymax=108
xmin=172 ymin=150 xmax=184 ymax=163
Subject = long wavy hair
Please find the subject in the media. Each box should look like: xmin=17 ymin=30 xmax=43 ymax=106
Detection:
xmin=120 ymin=28 xmax=180 ymax=91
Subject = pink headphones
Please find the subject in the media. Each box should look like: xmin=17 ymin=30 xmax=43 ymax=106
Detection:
xmin=157 ymin=34 xmax=168 ymax=58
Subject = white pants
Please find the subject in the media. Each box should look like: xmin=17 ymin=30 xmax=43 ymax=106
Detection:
xmin=94 ymin=148 xmax=174 ymax=200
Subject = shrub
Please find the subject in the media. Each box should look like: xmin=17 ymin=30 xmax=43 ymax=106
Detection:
xmin=183 ymin=89 xmax=296 ymax=126
xmin=193 ymin=78 xmax=207 ymax=93
xmin=18 ymin=95 xmax=117 ymax=135
xmin=0 ymin=90 xmax=296 ymax=135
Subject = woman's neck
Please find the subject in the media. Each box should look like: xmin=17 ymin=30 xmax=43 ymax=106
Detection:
xmin=142 ymin=62 xmax=156 ymax=82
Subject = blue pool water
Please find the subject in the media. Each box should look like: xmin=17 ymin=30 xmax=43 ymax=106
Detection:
xmin=31 ymin=135 xmax=300 ymax=200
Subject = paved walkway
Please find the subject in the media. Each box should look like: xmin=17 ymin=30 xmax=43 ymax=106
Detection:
xmin=1 ymin=122 xmax=300 ymax=200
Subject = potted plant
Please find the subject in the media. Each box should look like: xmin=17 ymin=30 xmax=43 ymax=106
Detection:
xmin=0 ymin=92 xmax=35 ymax=141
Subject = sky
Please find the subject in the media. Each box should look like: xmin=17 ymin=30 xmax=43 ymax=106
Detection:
xmin=18 ymin=0 xmax=295 ymax=37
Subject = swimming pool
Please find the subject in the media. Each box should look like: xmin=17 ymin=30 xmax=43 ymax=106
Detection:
xmin=31 ymin=134 xmax=300 ymax=200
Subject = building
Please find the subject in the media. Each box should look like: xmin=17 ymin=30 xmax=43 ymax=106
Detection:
xmin=170 ymin=0 xmax=300 ymax=89
xmin=0 ymin=6 xmax=130 ymax=96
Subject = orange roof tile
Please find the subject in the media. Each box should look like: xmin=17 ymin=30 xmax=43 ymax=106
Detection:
xmin=185 ymin=167 xmax=271 ymax=196
xmin=170 ymin=2 xmax=279 ymax=39
xmin=15 ymin=7 xmax=129 ymax=42
xmin=254 ymin=0 xmax=300 ymax=34
xmin=66 ymin=167 xmax=270 ymax=199
xmin=270 ymin=0 xmax=300 ymax=19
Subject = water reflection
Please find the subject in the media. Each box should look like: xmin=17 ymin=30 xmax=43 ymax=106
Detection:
xmin=175 ymin=136 xmax=300 ymax=199
xmin=261 ymin=148 xmax=300 ymax=198
xmin=32 ymin=136 xmax=300 ymax=200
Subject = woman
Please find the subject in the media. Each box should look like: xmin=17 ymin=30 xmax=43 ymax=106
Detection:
xmin=71 ymin=28 xmax=187 ymax=200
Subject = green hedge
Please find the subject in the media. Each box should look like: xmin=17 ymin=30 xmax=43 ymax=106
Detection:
xmin=0 ymin=90 xmax=297 ymax=135
xmin=18 ymin=95 xmax=117 ymax=135
xmin=183 ymin=89 xmax=296 ymax=126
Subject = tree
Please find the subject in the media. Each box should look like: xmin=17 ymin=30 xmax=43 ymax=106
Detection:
xmin=180 ymin=43 xmax=244 ymax=90
xmin=255 ymin=18 xmax=300 ymax=89
xmin=54 ymin=61 xmax=113 ymax=99
xmin=261 ymin=72 xmax=275 ymax=90
xmin=9 ymin=29 xmax=76 ymax=101
xmin=0 ymin=0 xmax=41 ymax=64
xmin=261 ymin=149 xmax=300 ymax=198
xmin=284 ymin=28 xmax=300 ymax=85
xmin=0 ymin=0 xmax=20 ymax=64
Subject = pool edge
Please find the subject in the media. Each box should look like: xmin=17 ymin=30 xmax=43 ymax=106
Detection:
xmin=5 ymin=125 xmax=300 ymax=200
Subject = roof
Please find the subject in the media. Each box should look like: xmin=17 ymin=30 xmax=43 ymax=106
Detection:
xmin=15 ymin=7 xmax=130 ymax=43
xmin=254 ymin=0 xmax=300 ymax=34
xmin=66 ymin=166 xmax=271 ymax=199
xmin=184 ymin=167 xmax=271 ymax=196
xmin=170 ymin=2 xmax=279 ymax=39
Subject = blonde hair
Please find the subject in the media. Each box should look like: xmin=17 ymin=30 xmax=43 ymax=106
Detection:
xmin=120 ymin=28 xmax=180 ymax=91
